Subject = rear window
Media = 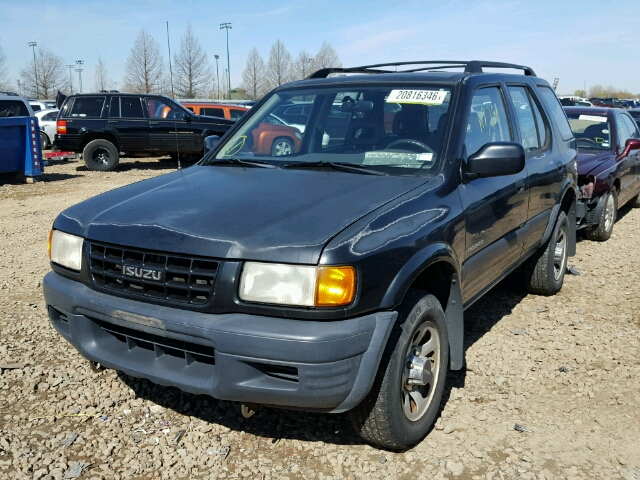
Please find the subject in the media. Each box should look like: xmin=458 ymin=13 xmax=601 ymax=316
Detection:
xmin=0 ymin=100 xmax=30 ymax=117
xmin=69 ymin=96 xmax=106 ymax=118
xmin=537 ymin=87 xmax=574 ymax=141
xmin=230 ymin=109 xmax=246 ymax=120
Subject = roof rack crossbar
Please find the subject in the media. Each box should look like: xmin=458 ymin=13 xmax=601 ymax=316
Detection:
xmin=307 ymin=60 xmax=536 ymax=79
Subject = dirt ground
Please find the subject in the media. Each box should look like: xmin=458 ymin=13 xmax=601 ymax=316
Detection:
xmin=0 ymin=157 xmax=639 ymax=480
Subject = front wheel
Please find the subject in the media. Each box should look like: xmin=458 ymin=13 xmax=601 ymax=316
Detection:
xmin=349 ymin=291 xmax=449 ymax=450
xmin=525 ymin=210 xmax=569 ymax=295
xmin=585 ymin=190 xmax=616 ymax=242
xmin=83 ymin=139 xmax=119 ymax=171
xmin=271 ymin=137 xmax=294 ymax=156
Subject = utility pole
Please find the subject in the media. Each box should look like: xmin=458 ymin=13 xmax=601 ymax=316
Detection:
xmin=28 ymin=42 xmax=39 ymax=98
xmin=220 ymin=23 xmax=232 ymax=98
xmin=75 ymin=60 xmax=84 ymax=93
xmin=66 ymin=64 xmax=74 ymax=94
xmin=214 ymin=54 xmax=220 ymax=100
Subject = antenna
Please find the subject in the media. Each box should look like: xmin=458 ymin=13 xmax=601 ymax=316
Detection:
xmin=166 ymin=21 xmax=181 ymax=170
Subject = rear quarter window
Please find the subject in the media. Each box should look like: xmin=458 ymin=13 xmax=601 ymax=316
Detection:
xmin=69 ymin=96 xmax=106 ymax=118
xmin=0 ymin=100 xmax=31 ymax=117
xmin=537 ymin=87 xmax=573 ymax=141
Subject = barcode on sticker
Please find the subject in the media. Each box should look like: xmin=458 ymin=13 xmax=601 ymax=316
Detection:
xmin=387 ymin=90 xmax=447 ymax=105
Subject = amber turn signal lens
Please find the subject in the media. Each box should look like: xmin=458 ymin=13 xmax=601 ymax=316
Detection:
xmin=315 ymin=266 xmax=356 ymax=306
xmin=47 ymin=229 xmax=53 ymax=259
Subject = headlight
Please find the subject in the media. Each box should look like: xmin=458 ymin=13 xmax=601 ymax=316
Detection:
xmin=49 ymin=230 xmax=83 ymax=271
xmin=239 ymin=262 xmax=355 ymax=307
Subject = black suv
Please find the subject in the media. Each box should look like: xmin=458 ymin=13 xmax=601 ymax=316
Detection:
xmin=44 ymin=61 xmax=578 ymax=450
xmin=54 ymin=92 xmax=234 ymax=171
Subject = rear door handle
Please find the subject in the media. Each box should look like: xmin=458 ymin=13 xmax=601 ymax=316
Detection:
xmin=150 ymin=121 xmax=160 ymax=125
xmin=107 ymin=120 xmax=119 ymax=123
xmin=516 ymin=180 xmax=525 ymax=193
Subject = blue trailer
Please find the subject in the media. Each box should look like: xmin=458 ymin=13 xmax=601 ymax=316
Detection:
xmin=0 ymin=116 xmax=43 ymax=179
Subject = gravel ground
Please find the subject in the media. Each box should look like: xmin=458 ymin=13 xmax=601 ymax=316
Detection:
xmin=1 ymin=157 xmax=639 ymax=480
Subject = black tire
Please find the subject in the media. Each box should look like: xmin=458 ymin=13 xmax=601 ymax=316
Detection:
xmin=349 ymin=290 xmax=449 ymax=450
xmin=39 ymin=131 xmax=50 ymax=150
xmin=585 ymin=189 xmax=616 ymax=242
xmin=179 ymin=151 xmax=203 ymax=163
xmin=525 ymin=210 xmax=569 ymax=295
xmin=83 ymin=139 xmax=119 ymax=171
xmin=271 ymin=137 xmax=294 ymax=156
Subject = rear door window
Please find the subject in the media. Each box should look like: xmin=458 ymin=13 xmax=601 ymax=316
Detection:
xmin=69 ymin=96 xmax=105 ymax=118
xmin=201 ymin=107 xmax=225 ymax=117
xmin=0 ymin=100 xmax=30 ymax=117
xmin=507 ymin=86 xmax=549 ymax=153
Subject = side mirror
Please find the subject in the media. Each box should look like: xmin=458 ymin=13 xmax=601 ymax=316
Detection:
xmin=465 ymin=142 xmax=525 ymax=180
xmin=617 ymin=138 xmax=640 ymax=160
xmin=204 ymin=135 xmax=220 ymax=154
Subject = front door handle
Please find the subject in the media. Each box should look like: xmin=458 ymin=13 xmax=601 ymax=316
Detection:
xmin=516 ymin=180 xmax=525 ymax=193
xmin=107 ymin=120 xmax=119 ymax=123
xmin=150 ymin=121 xmax=160 ymax=125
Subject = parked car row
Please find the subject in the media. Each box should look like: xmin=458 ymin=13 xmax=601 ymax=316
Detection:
xmin=564 ymin=106 xmax=640 ymax=241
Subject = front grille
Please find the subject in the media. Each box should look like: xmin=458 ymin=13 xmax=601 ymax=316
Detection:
xmin=93 ymin=317 xmax=215 ymax=366
xmin=89 ymin=242 xmax=219 ymax=305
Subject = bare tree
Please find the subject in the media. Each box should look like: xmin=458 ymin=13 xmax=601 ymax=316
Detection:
xmin=173 ymin=23 xmax=211 ymax=98
xmin=266 ymin=40 xmax=292 ymax=90
xmin=241 ymin=48 xmax=266 ymax=100
xmin=123 ymin=28 xmax=164 ymax=94
xmin=93 ymin=56 xmax=113 ymax=92
xmin=0 ymin=39 xmax=9 ymax=91
xmin=290 ymin=50 xmax=315 ymax=81
xmin=19 ymin=47 xmax=67 ymax=99
xmin=312 ymin=42 xmax=342 ymax=72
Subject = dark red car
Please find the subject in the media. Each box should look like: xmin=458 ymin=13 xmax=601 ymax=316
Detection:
xmin=564 ymin=107 xmax=640 ymax=241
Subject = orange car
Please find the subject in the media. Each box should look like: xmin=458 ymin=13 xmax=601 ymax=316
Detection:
xmin=250 ymin=114 xmax=302 ymax=156
xmin=181 ymin=103 xmax=248 ymax=121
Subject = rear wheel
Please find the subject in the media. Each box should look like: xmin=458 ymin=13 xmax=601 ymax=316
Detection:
xmin=525 ymin=210 xmax=569 ymax=295
xmin=271 ymin=137 xmax=294 ymax=156
xmin=83 ymin=139 xmax=119 ymax=171
xmin=585 ymin=190 xmax=616 ymax=242
xmin=39 ymin=131 xmax=50 ymax=150
xmin=349 ymin=291 xmax=449 ymax=450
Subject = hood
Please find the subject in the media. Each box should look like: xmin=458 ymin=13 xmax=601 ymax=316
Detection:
xmin=54 ymin=166 xmax=429 ymax=264
xmin=191 ymin=114 xmax=234 ymax=129
xmin=576 ymin=149 xmax=614 ymax=176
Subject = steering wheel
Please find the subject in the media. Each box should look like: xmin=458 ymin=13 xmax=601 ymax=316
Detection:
xmin=576 ymin=137 xmax=600 ymax=147
xmin=385 ymin=138 xmax=435 ymax=153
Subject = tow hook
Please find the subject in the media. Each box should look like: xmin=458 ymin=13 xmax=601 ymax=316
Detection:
xmin=240 ymin=403 xmax=261 ymax=418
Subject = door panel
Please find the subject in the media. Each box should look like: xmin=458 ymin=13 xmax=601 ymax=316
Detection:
xmin=615 ymin=113 xmax=636 ymax=204
xmin=107 ymin=96 xmax=148 ymax=152
xmin=145 ymin=97 xmax=199 ymax=153
xmin=460 ymin=86 xmax=528 ymax=302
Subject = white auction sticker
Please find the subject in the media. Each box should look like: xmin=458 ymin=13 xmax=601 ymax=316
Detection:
xmin=578 ymin=115 xmax=607 ymax=123
xmin=387 ymin=89 xmax=447 ymax=105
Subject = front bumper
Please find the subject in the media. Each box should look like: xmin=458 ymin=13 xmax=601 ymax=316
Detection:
xmin=43 ymin=272 xmax=397 ymax=413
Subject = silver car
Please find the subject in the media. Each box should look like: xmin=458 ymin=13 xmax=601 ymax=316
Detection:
xmin=35 ymin=108 xmax=59 ymax=150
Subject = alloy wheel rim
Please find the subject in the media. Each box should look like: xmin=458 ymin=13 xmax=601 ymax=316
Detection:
xmin=400 ymin=320 xmax=440 ymax=422
xmin=553 ymin=225 xmax=567 ymax=281
xmin=274 ymin=141 xmax=292 ymax=156
xmin=604 ymin=194 xmax=615 ymax=232
xmin=93 ymin=148 xmax=110 ymax=165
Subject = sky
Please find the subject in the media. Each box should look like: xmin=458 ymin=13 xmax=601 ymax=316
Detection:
xmin=1 ymin=0 xmax=640 ymax=96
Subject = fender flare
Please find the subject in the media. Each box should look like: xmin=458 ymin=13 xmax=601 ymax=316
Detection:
xmin=543 ymin=184 xmax=577 ymax=257
xmin=380 ymin=243 xmax=465 ymax=370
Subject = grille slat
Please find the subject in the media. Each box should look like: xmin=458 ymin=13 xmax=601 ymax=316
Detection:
xmin=89 ymin=242 xmax=219 ymax=306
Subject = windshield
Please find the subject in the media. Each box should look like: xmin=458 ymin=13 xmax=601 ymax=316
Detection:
xmin=566 ymin=113 xmax=612 ymax=150
xmin=210 ymin=85 xmax=453 ymax=174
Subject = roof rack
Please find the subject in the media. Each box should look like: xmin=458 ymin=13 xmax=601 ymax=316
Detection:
xmin=308 ymin=61 xmax=536 ymax=79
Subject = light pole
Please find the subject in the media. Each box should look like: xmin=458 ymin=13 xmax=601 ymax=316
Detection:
xmin=302 ymin=57 xmax=313 ymax=78
xmin=75 ymin=60 xmax=84 ymax=93
xmin=28 ymin=42 xmax=39 ymax=98
xmin=225 ymin=69 xmax=229 ymax=99
xmin=220 ymin=23 xmax=232 ymax=98
xmin=16 ymin=80 xmax=21 ymax=96
xmin=66 ymin=64 xmax=74 ymax=94
xmin=214 ymin=55 xmax=220 ymax=100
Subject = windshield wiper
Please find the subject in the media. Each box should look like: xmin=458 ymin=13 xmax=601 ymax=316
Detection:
xmin=206 ymin=158 xmax=278 ymax=169
xmin=283 ymin=161 xmax=386 ymax=176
